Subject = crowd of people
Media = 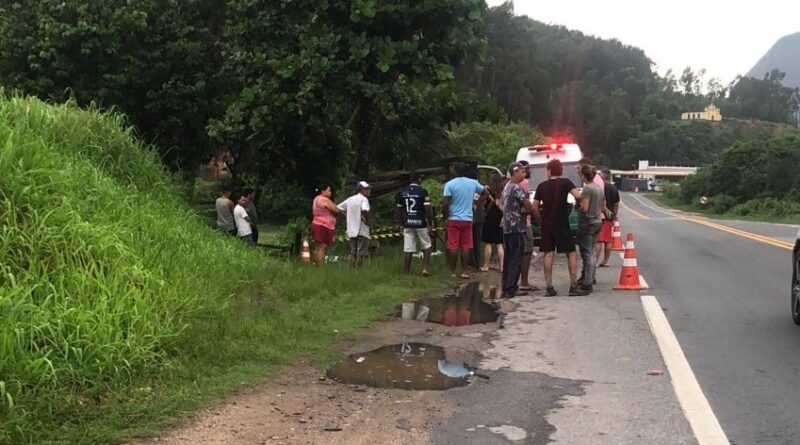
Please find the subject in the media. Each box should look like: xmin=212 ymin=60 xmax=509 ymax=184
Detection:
xmin=213 ymin=157 xmax=621 ymax=299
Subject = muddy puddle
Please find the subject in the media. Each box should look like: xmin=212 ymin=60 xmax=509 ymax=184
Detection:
xmin=401 ymin=282 xmax=499 ymax=326
xmin=326 ymin=343 xmax=472 ymax=390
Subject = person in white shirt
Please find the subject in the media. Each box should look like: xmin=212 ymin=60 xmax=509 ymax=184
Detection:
xmin=337 ymin=181 xmax=372 ymax=268
xmin=233 ymin=194 xmax=254 ymax=245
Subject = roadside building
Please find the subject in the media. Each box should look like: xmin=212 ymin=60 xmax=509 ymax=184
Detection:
xmin=681 ymin=104 xmax=722 ymax=122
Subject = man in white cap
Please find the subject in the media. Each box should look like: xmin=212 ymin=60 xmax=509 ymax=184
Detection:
xmin=338 ymin=181 xmax=372 ymax=268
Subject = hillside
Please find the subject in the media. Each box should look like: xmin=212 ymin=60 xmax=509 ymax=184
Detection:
xmin=0 ymin=94 xmax=272 ymax=443
xmin=747 ymin=32 xmax=800 ymax=89
xmin=620 ymin=117 xmax=800 ymax=166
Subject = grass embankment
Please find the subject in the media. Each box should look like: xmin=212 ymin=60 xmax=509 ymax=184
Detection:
xmin=0 ymin=95 xmax=450 ymax=444
xmin=650 ymin=193 xmax=800 ymax=225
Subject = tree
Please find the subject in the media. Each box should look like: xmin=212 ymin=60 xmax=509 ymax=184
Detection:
xmin=0 ymin=0 xmax=227 ymax=172
xmin=727 ymin=70 xmax=800 ymax=123
xmin=213 ymin=0 xmax=487 ymax=186
xmin=681 ymin=136 xmax=800 ymax=203
xmin=458 ymin=3 xmax=658 ymax=166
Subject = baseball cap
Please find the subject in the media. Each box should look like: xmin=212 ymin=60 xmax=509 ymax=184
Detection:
xmin=356 ymin=181 xmax=371 ymax=191
xmin=507 ymin=161 xmax=524 ymax=175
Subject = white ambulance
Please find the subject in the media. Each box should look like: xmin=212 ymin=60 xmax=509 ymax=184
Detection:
xmin=516 ymin=142 xmax=585 ymax=236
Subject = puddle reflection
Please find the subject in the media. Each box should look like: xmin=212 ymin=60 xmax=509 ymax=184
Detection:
xmin=403 ymin=282 xmax=500 ymax=326
xmin=326 ymin=343 xmax=471 ymax=390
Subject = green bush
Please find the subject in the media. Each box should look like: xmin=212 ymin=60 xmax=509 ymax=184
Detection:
xmin=729 ymin=198 xmax=800 ymax=219
xmin=422 ymin=177 xmax=443 ymax=204
xmin=662 ymin=183 xmax=682 ymax=201
xmin=0 ymin=94 xmax=271 ymax=443
xmin=709 ymin=194 xmax=737 ymax=213
xmin=681 ymin=135 xmax=800 ymax=203
xmin=436 ymin=121 xmax=544 ymax=169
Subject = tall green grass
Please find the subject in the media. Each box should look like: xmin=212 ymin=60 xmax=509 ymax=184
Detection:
xmin=0 ymin=94 xmax=451 ymax=444
xmin=0 ymin=94 xmax=270 ymax=443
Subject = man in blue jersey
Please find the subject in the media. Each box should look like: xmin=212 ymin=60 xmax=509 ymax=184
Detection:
xmin=395 ymin=171 xmax=434 ymax=276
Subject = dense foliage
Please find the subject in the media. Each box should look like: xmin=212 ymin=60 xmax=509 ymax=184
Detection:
xmin=459 ymin=3 xmax=800 ymax=167
xmin=1 ymin=0 xmax=797 ymax=215
xmin=0 ymin=0 xmax=227 ymax=173
xmin=458 ymin=2 xmax=653 ymax=163
xmin=619 ymin=118 xmax=800 ymax=167
xmin=0 ymin=95 xmax=271 ymax=442
xmin=680 ymin=136 xmax=800 ymax=203
xmin=434 ymin=121 xmax=544 ymax=169
xmin=662 ymin=135 xmax=800 ymax=221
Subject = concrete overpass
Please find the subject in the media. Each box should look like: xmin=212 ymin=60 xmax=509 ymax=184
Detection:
xmin=611 ymin=161 xmax=698 ymax=179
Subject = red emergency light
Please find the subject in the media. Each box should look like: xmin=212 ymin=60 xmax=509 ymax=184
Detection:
xmin=529 ymin=143 xmax=565 ymax=152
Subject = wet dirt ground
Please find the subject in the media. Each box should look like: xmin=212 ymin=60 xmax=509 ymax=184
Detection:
xmin=130 ymin=278 xmax=507 ymax=445
xmin=132 ymin=256 xmax=696 ymax=445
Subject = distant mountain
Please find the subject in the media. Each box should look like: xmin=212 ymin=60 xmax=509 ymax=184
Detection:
xmin=747 ymin=32 xmax=800 ymax=89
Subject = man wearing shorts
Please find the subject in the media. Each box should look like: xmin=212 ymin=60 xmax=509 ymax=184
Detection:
xmin=338 ymin=181 xmax=372 ymax=268
xmin=443 ymin=163 xmax=486 ymax=278
xmin=395 ymin=171 xmax=434 ymax=276
xmin=533 ymin=159 xmax=582 ymax=296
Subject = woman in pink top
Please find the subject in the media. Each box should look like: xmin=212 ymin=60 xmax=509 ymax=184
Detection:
xmin=311 ymin=184 xmax=339 ymax=266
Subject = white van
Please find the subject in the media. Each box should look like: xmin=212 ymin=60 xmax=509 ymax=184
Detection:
xmin=515 ymin=142 xmax=585 ymax=237
xmin=516 ymin=142 xmax=584 ymax=199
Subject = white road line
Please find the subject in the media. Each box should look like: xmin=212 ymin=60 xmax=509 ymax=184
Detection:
xmin=638 ymin=275 xmax=649 ymax=289
xmin=630 ymin=194 xmax=675 ymax=217
xmin=641 ymin=295 xmax=730 ymax=445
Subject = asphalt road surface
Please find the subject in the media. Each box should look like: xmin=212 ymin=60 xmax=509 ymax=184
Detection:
xmin=621 ymin=193 xmax=800 ymax=445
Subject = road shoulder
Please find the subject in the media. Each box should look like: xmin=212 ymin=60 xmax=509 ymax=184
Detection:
xmin=433 ymin=258 xmax=697 ymax=444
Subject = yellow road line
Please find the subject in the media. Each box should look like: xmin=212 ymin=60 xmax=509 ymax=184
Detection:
xmin=631 ymin=195 xmax=794 ymax=251
xmin=620 ymin=200 xmax=651 ymax=220
xmin=680 ymin=215 xmax=793 ymax=250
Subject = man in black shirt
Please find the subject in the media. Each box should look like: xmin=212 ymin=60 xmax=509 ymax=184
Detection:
xmin=533 ymin=159 xmax=582 ymax=297
xmin=395 ymin=171 xmax=434 ymax=276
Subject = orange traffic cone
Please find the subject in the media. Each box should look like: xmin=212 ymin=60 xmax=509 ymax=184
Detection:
xmin=614 ymin=233 xmax=645 ymax=290
xmin=300 ymin=238 xmax=311 ymax=265
xmin=611 ymin=220 xmax=624 ymax=251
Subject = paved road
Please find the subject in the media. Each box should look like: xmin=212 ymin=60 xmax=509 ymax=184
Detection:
xmin=621 ymin=192 xmax=800 ymax=445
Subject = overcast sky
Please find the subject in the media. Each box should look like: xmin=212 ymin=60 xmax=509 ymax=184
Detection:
xmin=487 ymin=0 xmax=799 ymax=85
